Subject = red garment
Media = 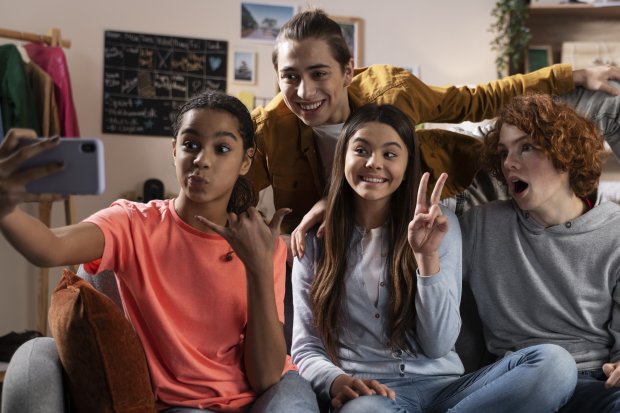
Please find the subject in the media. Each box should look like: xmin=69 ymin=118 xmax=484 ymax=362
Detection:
xmin=23 ymin=43 xmax=80 ymax=137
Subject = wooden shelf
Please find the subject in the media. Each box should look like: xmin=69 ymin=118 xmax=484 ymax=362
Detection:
xmin=530 ymin=3 xmax=620 ymax=14
xmin=526 ymin=4 xmax=620 ymax=65
xmin=525 ymin=3 xmax=620 ymax=182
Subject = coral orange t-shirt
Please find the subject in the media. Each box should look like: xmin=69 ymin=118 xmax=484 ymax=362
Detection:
xmin=85 ymin=199 xmax=294 ymax=412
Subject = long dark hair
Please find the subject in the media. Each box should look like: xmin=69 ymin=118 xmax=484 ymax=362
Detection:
xmin=310 ymin=104 xmax=422 ymax=364
xmin=173 ymin=90 xmax=256 ymax=213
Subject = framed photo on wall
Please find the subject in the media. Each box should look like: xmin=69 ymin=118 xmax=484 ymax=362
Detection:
xmin=233 ymin=50 xmax=256 ymax=84
xmin=332 ymin=16 xmax=364 ymax=67
xmin=525 ymin=45 xmax=553 ymax=73
xmin=241 ymin=2 xmax=296 ymax=42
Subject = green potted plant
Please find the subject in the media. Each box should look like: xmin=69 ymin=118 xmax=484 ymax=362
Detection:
xmin=489 ymin=0 xmax=532 ymax=78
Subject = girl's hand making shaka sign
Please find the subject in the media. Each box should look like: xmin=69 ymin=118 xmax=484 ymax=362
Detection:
xmin=408 ymin=172 xmax=449 ymax=276
xmin=195 ymin=207 xmax=291 ymax=276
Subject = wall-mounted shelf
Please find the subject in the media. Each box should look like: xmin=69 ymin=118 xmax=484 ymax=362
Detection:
xmin=530 ymin=3 xmax=620 ymax=14
xmin=525 ymin=4 xmax=620 ymax=183
xmin=526 ymin=4 xmax=620 ymax=66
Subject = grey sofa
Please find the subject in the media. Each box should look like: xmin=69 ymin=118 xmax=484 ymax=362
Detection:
xmin=1 ymin=267 xmax=489 ymax=413
xmin=1 ymin=267 xmax=122 ymax=413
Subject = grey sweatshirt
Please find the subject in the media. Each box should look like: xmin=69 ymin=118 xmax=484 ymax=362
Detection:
xmin=292 ymin=206 xmax=464 ymax=400
xmin=460 ymin=200 xmax=620 ymax=370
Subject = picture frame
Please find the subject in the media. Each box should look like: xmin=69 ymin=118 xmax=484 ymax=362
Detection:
xmin=332 ymin=16 xmax=364 ymax=67
xmin=241 ymin=2 xmax=296 ymax=43
xmin=525 ymin=45 xmax=553 ymax=73
xmin=233 ymin=50 xmax=256 ymax=84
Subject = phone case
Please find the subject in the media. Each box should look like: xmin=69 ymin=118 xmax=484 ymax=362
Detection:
xmin=17 ymin=138 xmax=106 ymax=195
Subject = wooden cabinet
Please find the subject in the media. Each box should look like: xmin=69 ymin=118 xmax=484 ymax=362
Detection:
xmin=526 ymin=4 xmax=620 ymax=65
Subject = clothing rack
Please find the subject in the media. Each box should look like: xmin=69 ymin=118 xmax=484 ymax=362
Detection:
xmin=1 ymin=27 xmax=74 ymax=335
xmin=0 ymin=27 xmax=71 ymax=49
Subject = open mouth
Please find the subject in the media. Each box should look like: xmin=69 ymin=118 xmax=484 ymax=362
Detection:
xmin=513 ymin=179 xmax=529 ymax=195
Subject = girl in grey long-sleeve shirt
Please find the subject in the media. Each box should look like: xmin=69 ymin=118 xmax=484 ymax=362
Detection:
xmin=291 ymin=104 xmax=576 ymax=413
xmin=461 ymin=93 xmax=620 ymax=412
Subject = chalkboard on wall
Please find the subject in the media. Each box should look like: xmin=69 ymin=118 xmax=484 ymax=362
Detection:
xmin=103 ymin=30 xmax=228 ymax=137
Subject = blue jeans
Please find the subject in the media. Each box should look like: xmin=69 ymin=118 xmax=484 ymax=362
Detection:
xmin=162 ymin=371 xmax=319 ymax=412
xmin=336 ymin=344 xmax=576 ymax=413
xmin=559 ymin=369 xmax=620 ymax=413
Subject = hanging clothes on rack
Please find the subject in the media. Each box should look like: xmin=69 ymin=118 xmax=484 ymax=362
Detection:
xmin=0 ymin=27 xmax=74 ymax=337
xmin=0 ymin=44 xmax=41 ymax=135
xmin=24 ymin=42 xmax=79 ymax=137
xmin=25 ymin=59 xmax=60 ymax=136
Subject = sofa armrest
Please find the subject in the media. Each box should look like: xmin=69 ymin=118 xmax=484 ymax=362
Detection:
xmin=2 ymin=337 xmax=67 ymax=413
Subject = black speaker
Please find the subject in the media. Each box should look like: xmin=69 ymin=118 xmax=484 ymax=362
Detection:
xmin=143 ymin=179 xmax=164 ymax=202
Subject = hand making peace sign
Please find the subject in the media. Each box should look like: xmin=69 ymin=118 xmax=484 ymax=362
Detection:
xmin=408 ymin=172 xmax=449 ymax=275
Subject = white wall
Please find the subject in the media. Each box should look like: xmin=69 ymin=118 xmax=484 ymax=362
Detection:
xmin=0 ymin=0 xmax=497 ymax=333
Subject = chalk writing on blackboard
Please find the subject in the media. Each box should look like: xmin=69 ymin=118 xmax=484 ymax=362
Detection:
xmin=103 ymin=30 xmax=228 ymax=136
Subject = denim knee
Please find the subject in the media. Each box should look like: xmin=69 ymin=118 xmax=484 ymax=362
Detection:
xmin=337 ymin=394 xmax=404 ymax=413
xmin=518 ymin=344 xmax=577 ymax=393
xmin=519 ymin=344 xmax=576 ymax=372
xmin=250 ymin=371 xmax=319 ymax=413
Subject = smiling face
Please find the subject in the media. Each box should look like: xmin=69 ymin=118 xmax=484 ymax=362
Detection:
xmin=173 ymin=108 xmax=252 ymax=217
xmin=498 ymin=123 xmax=574 ymax=218
xmin=276 ymin=38 xmax=354 ymax=127
xmin=344 ymin=121 xmax=409 ymax=215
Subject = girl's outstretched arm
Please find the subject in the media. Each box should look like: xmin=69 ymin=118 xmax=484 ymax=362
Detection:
xmin=196 ymin=207 xmax=290 ymax=393
xmin=1 ymin=209 xmax=105 ymax=267
xmin=0 ymin=128 xmax=105 ymax=267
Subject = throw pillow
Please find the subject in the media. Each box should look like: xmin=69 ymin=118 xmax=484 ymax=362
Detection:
xmin=48 ymin=268 xmax=155 ymax=412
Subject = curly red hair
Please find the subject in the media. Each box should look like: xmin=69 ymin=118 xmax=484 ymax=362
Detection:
xmin=481 ymin=93 xmax=606 ymax=198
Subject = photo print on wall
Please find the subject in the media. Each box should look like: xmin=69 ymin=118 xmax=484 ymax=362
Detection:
xmin=241 ymin=2 xmax=296 ymax=42
xmin=233 ymin=50 xmax=256 ymax=84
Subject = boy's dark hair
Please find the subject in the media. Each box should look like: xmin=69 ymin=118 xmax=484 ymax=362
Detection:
xmin=172 ymin=90 xmax=257 ymax=213
xmin=272 ymin=8 xmax=352 ymax=70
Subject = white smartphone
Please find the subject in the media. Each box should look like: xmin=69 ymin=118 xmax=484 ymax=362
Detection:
xmin=17 ymin=138 xmax=106 ymax=195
